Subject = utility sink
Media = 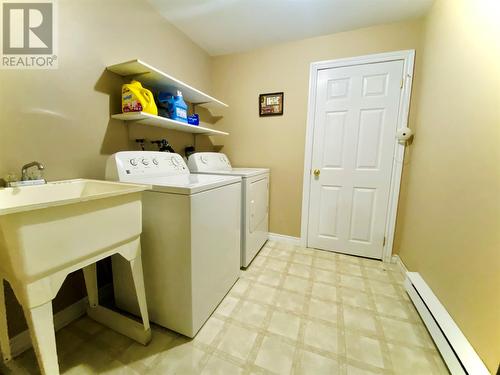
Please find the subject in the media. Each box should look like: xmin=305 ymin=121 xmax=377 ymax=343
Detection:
xmin=0 ymin=179 xmax=150 ymax=283
xmin=0 ymin=179 xmax=153 ymax=374
xmin=0 ymin=178 xmax=147 ymax=215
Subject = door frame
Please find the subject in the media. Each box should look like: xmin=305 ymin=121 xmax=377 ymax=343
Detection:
xmin=300 ymin=50 xmax=415 ymax=262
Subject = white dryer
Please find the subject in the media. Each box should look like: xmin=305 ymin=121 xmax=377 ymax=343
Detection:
xmin=106 ymin=151 xmax=241 ymax=337
xmin=188 ymin=152 xmax=269 ymax=268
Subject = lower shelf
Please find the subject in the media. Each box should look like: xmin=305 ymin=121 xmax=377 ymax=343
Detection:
xmin=111 ymin=112 xmax=228 ymax=136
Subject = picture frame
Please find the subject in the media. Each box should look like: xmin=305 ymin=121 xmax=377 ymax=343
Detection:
xmin=259 ymin=92 xmax=284 ymax=116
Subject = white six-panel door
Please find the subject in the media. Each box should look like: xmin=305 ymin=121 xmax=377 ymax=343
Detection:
xmin=307 ymin=60 xmax=404 ymax=259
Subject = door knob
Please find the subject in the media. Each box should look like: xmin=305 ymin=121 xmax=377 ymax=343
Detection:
xmin=313 ymin=169 xmax=320 ymax=177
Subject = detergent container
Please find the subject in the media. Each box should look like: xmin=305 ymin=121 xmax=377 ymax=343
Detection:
xmin=122 ymin=80 xmax=158 ymax=116
xmin=158 ymin=90 xmax=188 ymax=123
xmin=187 ymin=114 xmax=199 ymax=126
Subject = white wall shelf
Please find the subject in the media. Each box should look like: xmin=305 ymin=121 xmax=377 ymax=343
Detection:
xmin=111 ymin=112 xmax=228 ymax=136
xmin=107 ymin=59 xmax=228 ymax=109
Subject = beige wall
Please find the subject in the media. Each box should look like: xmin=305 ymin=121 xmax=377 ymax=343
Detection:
xmin=0 ymin=0 xmax=214 ymax=335
xmin=211 ymin=19 xmax=423 ymax=237
xmin=0 ymin=0 xmax=212 ymax=181
xmin=395 ymin=0 xmax=500 ymax=371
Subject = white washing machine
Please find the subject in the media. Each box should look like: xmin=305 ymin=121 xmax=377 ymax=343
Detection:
xmin=105 ymin=151 xmax=241 ymax=337
xmin=188 ymin=152 xmax=269 ymax=268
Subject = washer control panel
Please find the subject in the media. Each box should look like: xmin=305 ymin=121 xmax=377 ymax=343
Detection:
xmin=106 ymin=151 xmax=189 ymax=181
xmin=187 ymin=152 xmax=232 ymax=172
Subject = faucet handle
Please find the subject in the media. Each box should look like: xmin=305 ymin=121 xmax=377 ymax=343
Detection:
xmin=3 ymin=172 xmax=19 ymax=184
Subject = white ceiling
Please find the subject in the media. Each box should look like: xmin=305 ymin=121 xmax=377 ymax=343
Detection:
xmin=149 ymin=0 xmax=433 ymax=56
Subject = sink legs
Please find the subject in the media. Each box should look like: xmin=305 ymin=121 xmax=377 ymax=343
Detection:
xmin=84 ymin=240 xmax=151 ymax=346
xmin=0 ymin=237 xmax=151 ymax=375
xmin=0 ymin=280 xmax=11 ymax=362
xmin=0 ymin=282 xmax=59 ymax=375
xmin=82 ymin=264 xmax=99 ymax=308
xmin=129 ymin=252 xmax=150 ymax=332
xmin=23 ymin=302 xmax=58 ymax=375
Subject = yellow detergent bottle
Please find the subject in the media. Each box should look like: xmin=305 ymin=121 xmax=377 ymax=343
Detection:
xmin=122 ymin=80 xmax=158 ymax=116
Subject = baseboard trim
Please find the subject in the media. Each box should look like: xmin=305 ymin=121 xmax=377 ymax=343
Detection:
xmin=10 ymin=297 xmax=88 ymax=357
xmin=268 ymin=232 xmax=302 ymax=246
xmin=391 ymin=254 xmax=408 ymax=276
xmin=405 ymin=273 xmax=489 ymax=375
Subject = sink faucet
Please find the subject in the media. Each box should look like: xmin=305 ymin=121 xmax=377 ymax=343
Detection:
xmin=21 ymin=161 xmax=45 ymax=181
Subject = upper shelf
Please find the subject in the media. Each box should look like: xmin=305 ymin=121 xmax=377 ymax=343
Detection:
xmin=111 ymin=112 xmax=228 ymax=136
xmin=107 ymin=59 xmax=228 ymax=109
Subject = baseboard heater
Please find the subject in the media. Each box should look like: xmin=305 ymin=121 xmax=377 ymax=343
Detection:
xmin=404 ymin=272 xmax=490 ymax=375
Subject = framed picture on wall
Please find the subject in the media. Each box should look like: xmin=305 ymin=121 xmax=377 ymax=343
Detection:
xmin=259 ymin=92 xmax=284 ymax=116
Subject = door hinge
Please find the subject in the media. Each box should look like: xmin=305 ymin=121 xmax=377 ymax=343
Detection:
xmin=383 ymin=236 xmax=386 ymax=246
xmin=400 ymin=79 xmax=404 ymax=89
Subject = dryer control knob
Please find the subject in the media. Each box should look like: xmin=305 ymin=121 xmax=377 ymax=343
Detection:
xmin=141 ymin=158 xmax=149 ymax=166
xmin=152 ymin=158 xmax=159 ymax=165
xmin=129 ymin=158 xmax=138 ymax=166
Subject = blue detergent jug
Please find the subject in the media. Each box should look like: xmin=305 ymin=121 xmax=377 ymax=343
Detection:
xmin=158 ymin=90 xmax=188 ymax=123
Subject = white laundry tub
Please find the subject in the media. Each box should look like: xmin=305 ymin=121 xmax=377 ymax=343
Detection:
xmin=0 ymin=178 xmax=148 ymax=286
xmin=0 ymin=179 xmax=152 ymax=375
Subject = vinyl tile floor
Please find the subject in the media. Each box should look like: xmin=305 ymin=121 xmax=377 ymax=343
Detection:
xmin=0 ymin=240 xmax=449 ymax=374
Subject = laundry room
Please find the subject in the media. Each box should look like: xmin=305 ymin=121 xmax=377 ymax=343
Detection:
xmin=0 ymin=0 xmax=498 ymax=374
